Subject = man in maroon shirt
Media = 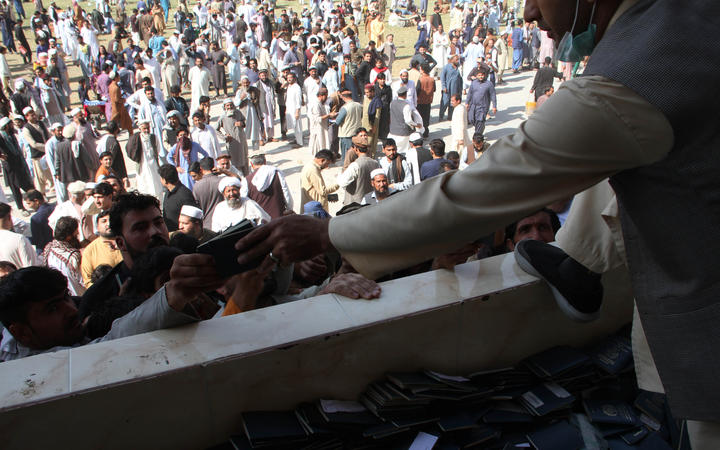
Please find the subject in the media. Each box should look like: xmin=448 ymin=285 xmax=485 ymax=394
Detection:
xmin=415 ymin=63 xmax=436 ymax=138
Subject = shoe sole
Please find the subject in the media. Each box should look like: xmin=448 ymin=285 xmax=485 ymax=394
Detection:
xmin=514 ymin=247 xmax=599 ymax=323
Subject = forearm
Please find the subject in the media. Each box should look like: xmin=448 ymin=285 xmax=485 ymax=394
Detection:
xmin=328 ymin=77 xmax=673 ymax=279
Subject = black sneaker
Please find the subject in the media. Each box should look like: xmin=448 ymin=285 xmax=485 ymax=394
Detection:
xmin=514 ymin=240 xmax=603 ymax=322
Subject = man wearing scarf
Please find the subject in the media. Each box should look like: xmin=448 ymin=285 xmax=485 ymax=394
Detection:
xmin=378 ymin=138 xmax=413 ymax=191
xmin=166 ymin=132 xmax=209 ymax=190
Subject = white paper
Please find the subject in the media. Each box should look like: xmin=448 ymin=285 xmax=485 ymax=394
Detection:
xmin=319 ymin=399 xmax=366 ymax=413
xmin=408 ymin=431 xmax=439 ymax=450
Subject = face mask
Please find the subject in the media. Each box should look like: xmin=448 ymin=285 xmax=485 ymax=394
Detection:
xmin=556 ymin=0 xmax=596 ymax=63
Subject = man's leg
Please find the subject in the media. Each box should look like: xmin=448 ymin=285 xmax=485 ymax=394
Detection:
xmin=294 ymin=117 xmax=303 ymax=146
xmin=419 ymin=103 xmax=430 ymax=137
xmin=439 ymin=93 xmax=448 ymax=120
xmin=473 ymin=118 xmax=485 ymax=136
xmin=7 ymin=180 xmax=25 ymax=211
xmin=279 ymin=104 xmax=287 ymax=138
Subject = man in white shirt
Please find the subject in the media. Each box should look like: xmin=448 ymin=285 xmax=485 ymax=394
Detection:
xmin=285 ymin=71 xmax=304 ymax=148
xmin=188 ymin=57 xmax=212 ymax=114
xmin=211 ymin=177 xmax=271 ymax=232
xmin=191 ymin=111 xmax=221 ymax=159
xmin=0 ymin=203 xmax=37 ymax=268
xmin=378 ymin=138 xmax=414 ymax=191
xmin=392 ymin=69 xmax=417 ymax=109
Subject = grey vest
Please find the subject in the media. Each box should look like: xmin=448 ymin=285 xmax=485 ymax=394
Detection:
xmin=388 ymin=99 xmax=413 ymax=136
xmin=343 ymin=155 xmax=380 ymax=205
xmin=584 ymin=0 xmax=720 ymax=420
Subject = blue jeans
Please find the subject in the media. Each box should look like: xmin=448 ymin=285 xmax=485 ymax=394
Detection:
xmin=339 ymin=137 xmax=353 ymax=161
xmin=512 ymin=48 xmax=523 ymax=70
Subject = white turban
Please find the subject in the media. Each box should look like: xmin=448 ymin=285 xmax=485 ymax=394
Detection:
xmin=180 ymin=205 xmax=204 ymax=220
xmin=370 ymin=168 xmax=385 ymax=179
xmin=218 ymin=176 xmax=242 ymax=194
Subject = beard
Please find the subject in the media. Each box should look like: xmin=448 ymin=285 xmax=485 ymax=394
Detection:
xmin=227 ymin=196 xmax=242 ymax=209
xmin=125 ymin=234 xmax=169 ymax=259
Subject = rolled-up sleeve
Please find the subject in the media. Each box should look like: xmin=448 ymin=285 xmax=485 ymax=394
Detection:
xmin=329 ymin=76 xmax=674 ymax=279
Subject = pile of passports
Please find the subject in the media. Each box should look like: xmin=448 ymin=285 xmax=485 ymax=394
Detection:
xmin=212 ymin=328 xmax=686 ymax=450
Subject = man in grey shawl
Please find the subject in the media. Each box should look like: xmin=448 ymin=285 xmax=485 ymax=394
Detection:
xmin=216 ymin=98 xmax=249 ymax=176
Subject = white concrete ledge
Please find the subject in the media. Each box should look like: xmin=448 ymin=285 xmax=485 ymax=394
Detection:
xmin=0 ymin=253 xmax=634 ymax=449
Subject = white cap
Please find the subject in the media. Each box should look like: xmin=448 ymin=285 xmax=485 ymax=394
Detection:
xmin=472 ymin=36 xmax=480 ymax=43
xmin=166 ymin=110 xmax=182 ymax=119
xmin=13 ymin=114 xmax=24 ymax=121
xmin=409 ymin=132 xmax=423 ymax=143
xmin=48 ymin=48 xmax=58 ymax=56
xmin=223 ymin=98 xmax=234 ymax=105
xmin=50 ymin=122 xmax=63 ymax=130
xmin=399 ymin=69 xmax=408 ymax=75
xmin=261 ymin=41 xmax=268 ymax=48
xmin=70 ymin=107 xmax=83 ymax=117
xmin=85 ymin=182 xmax=97 ymax=190
xmin=370 ymin=168 xmax=385 ymax=179
xmin=67 ymin=180 xmax=86 ymax=193
xmin=109 ymin=71 xmax=117 ymax=79
xmin=14 ymin=79 xmax=24 ymax=90
xmin=22 ymin=106 xmax=33 ymax=115
xmin=180 ymin=205 xmax=204 ymax=220
xmin=240 ymin=75 xmax=249 ymax=81
xmin=0 ymin=117 xmax=10 ymax=128
xmin=218 ymin=176 xmax=242 ymax=193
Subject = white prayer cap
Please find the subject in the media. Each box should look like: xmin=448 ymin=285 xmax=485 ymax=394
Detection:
xmin=138 ymin=118 xmax=151 ymax=125
xmin=409 ymin=132 xmax=423 ymax=143
xmin=223 ymin=98 xmax=234 ymax=105
xmin=67 ymin=180 xmax=86 ymax=194
xmin=261 ymin=41 xmax=268 ymax=47
xmin=173 ymin=30 xmax=179 ymax=34
xmin=109 ymin=71 xmax=117 ymax=79
xmin=240 ymin=75 xmax=249 ymax=81
xmin=370 ymin=168 xmax=385 ymax=179
xmin=399 ymin=68 xmax=408 ymax=75
xmin=38 ymin=52 xmax=48 ymax=59
xmin=84 ymin=182 xmax=97 ymax=190
xmin=218 ymin=176 xmax=242 ymax=194
xmin=0 ymin=117 xmax=10 ymax=128
xmin=70 ymin=107 xmax=83 ymax=117
xmin=22 ymin=106 xmax=33 ymax=115
xmin=14 ymin=79 xmax=24 ymax=90
xmin=13 ymin=114 xmax=24 ymax=121
xmin=290 ymin=36 xmax=299 ymax=43
xmin=180 ymin=205 xmax=204 ymax=220
xmin=166 ymin=110 xmax=181 ymax=119
xmin=49 ymin=38 xmax=56 ymax=43
xmin=50 ymin=122 xmax=63 ymax=130
xmin=48 ymin=48 xmax=58 ymax=56
xmin=472 ymin=36 xmax=480 ymax=43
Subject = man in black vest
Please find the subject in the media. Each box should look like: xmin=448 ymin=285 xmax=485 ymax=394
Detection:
xmin=21 ymin=107 xmax=53 ymax=196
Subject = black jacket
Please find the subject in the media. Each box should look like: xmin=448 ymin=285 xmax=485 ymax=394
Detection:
xmin=163 ymin=184 xmax=199 ymax=232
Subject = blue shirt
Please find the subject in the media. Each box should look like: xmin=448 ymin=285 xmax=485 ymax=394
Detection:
xmin=420 ymin=158 xmax=450 ymax=181
xmin=166 ymin=142 xmax=209 ymax=190
xmin=511 ymin=27 xmax=524 ymax=49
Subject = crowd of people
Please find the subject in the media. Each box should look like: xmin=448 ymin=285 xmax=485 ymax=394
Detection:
xmin=0 ymin=0 xmax=573 ymax=363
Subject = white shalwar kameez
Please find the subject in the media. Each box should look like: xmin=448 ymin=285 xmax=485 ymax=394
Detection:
xmin=188 ymin=65 xmax=211 ymax=114
xmin=191 ymin=125 xmax=221 ymax=159
xmin=211 ymin=198 xmax=271 ymax=232
xmin=136 ymin=133 xmax=164 ymax=199
xmin=285 ymin=82 xmax=303 ymax=146
xmin=138 ymin=101 xmax=168 ymax=158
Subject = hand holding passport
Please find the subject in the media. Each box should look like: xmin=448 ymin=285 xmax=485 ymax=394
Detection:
xmin=197 ymin=220 xmax=266 ymax=277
